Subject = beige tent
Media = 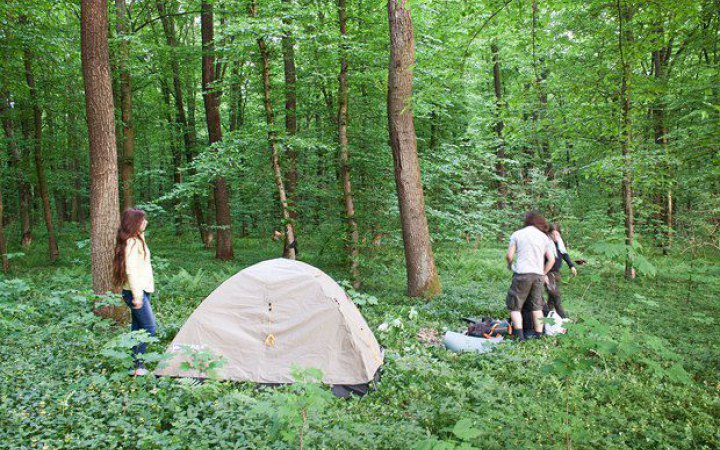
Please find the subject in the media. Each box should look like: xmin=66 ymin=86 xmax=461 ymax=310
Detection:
xmin=155 ymin=258 xmax=383 ymax=386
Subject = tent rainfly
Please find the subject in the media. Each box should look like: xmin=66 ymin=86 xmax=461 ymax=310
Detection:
xmin=155 ymin=258 xmax=383 ymax=395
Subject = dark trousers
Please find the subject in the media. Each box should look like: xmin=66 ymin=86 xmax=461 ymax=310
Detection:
xmin=122 ymin=290 xmax=157 ymax=368
xmin=545 ymin=272 xmax=568 ymax=318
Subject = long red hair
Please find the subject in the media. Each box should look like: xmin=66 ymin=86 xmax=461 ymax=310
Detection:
xmin=113 ymin=209 xmax=147 ymax=287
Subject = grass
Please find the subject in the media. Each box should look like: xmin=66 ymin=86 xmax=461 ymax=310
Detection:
xmin=0 ymin=225 xmax=718 ymax=449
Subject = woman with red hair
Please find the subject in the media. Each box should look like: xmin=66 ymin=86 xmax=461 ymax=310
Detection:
xmin=113 ymin=208 xmax=157 ymax=376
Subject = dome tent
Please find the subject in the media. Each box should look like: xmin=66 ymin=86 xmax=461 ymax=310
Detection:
xmin=155 ymin=258 xmax=383 ymax=395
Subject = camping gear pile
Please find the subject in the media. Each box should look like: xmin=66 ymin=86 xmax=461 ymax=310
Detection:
xmin=443 ymin=310 xmax=567 ymax=354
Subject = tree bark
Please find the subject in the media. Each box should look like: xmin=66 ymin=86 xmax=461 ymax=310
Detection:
xmin=491 ymin=42 xmax=508 ymax=209
xmin=387 ymin=0 xmax=440 ymax=298
xmin=81 ymin=0 xmax=122 ymax=298
xmin=337 ymin=0 xmax=361 ymax=288
xmin=23 ymin=48 xmax=60 ymax=261
xmin=116 ymin=0 xmax=135 ymax=210
xmin=618 ymin=0 xmax=635 ymax=280
xmin=201 ymin=0 xmax=233 ymax=260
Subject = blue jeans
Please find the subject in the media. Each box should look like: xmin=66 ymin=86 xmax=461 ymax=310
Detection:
xmin=122 ymin=290 xmax=157 ymax=369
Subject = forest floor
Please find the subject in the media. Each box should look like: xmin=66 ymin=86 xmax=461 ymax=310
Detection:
xmin=1 ymin=226 xmax=719 ymax=449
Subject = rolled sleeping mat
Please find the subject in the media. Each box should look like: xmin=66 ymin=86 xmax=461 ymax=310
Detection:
xmin=443 ymin=331 xmax=504 ymax=354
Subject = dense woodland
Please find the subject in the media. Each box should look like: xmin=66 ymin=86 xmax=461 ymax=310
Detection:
xmin=0 ymin=0 xmax=719 ymax=448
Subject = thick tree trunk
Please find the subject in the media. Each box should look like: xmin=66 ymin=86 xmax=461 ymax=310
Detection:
xmin=338 ymin=0 xmax=361 ymax=288
xmin=618 ymin=0 xmax=635 ymax=280
xmin=24 ymin=48 xmax=60 ymax=261
xmin=281 ymin=0 xmax=299 ymax=216
xmin=491 ymin=42 xmax=508 ymax=209
xmin=201 ymin=0 xmax=233 ymax=260
xmin=81 ymin=0 xmax=122 ymax=300
xmin=116 ymin=0 xmax=135 ymax=210
xmin=156 ymin=0 xmax=209 ymax=246
xmin=258 ymin=37 xmax=297 ymax=260
xmin=387 ymin=0 xmax=440 ymax=298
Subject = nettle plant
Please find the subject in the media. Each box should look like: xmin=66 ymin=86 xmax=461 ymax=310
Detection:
xmin=177 ymin=345 xmax=227 ymax=379
xmin=338 ymin=280 xmax=379 ymax=306
xmin=100 ymin=330 xmax=166 ymax=379
xmin=251 ymin=367 xmax=334 ymax=450
xmin=589 ymin=236 xmax=657 ymax=277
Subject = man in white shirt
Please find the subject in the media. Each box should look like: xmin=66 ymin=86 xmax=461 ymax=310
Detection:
xmin=505 ymin=211 xmax=556 ymax=340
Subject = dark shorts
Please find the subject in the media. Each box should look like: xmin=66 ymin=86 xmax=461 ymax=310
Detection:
xmin=506 ymin=273 xmax=545 ymax=312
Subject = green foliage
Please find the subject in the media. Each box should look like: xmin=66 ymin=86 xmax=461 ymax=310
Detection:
xmin=1 ymin=235 xmax=719 ymax=448
xmin=177 ymin=346 xmax=227 ymax=379
xmin=339 ymin=280 xmax=379 ymax=306
xmin=589 ymin=237 xmax=657 ymax=277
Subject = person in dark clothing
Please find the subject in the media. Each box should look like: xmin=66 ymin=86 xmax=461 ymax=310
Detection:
xmin=545 ymin=224 xmax=577 ymax=318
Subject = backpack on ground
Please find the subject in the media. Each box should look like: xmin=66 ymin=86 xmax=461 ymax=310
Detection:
xmin=466 ymin=317 xmax=512 ymax=338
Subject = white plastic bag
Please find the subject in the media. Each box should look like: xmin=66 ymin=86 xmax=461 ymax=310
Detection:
xmin=544 ymin=310 xmax=567 ymax=336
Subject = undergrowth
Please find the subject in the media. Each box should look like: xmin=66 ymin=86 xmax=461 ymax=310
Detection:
xmin=0 ymin=226 xmax=718 ymax=449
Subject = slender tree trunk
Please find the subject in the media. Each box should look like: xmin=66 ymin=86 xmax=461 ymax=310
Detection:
xmin=81 ymin=0 xmax=122 ymax=301
xmin=161 ymin=79 xmax=184 ymax=235
xmin=337 ymin=0 xmax=361 ymax=288
xmin=0 ymin=95 xmax=10 ymax=271
xmin=257 ymin=37 xmax=298 ymax=260
xmin=618 ymin=0 xmax=635 ymax=280
xmin=201 ymin=0 xmax=233 ymax=260
xmin=491 ymin=42 xmax=508 ymax=208
xmin=387 ymin=0 xmax=440 ymax=298
xmin=24 ymin=48 xmax=59 ymax=261
xmin=0 ymin=183 xmax=7 ymax=272
xmin=531 ymin=0 xmax=553 ymax=180
xmin=281 ymin=0 xmax=299 ymax=218
xmin=156 ymin=0 xmax=209 ymax=246
xmin=1 ymin=94 xmax=32 ymax=246
xmin=651 ymin=27 xmax=673 ymax=254
xmin=116 ymin=0 xmax=135 ymax=210
xmin=250 ymin=0 xmax=296 ymax=259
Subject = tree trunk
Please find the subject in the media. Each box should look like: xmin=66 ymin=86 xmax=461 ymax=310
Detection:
xmin=24 ymin=48 xmax=60 ymax=262
xmin=281 ymin=0 xmax=299 ymax=218
xmin=387 ymin=0 xmax=440 ymax=298
xmin=491 ymin=42 xmax=508 ymax=209
xmin=161 ymin=79 xmax=184 ymax=235
xmin=81 ymin=0 xmax=122 ymax=301
xmin=1 ymin=94 xmax=33 ymax=247
xmin=0 ymin=183 xmax=7 ymax=272
xmin=201 ymin=0 xmax=233 ymax=260
xmin=116 ymin=0 xmax=135 ymax=210
xmin=531 ymin=0 xmax=553 ymax=180
xmin=156 ymin=0 xmax=209 ymax=246
xmin=338 ymin=0 xmax=361 ymax=288
xmin=618 ymin=0 xmax=635 ymax=280
xmin=651 ymin=27 xmax=673 ymax=254
xmin=257 ymin=36 xmax=298 ymax=260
